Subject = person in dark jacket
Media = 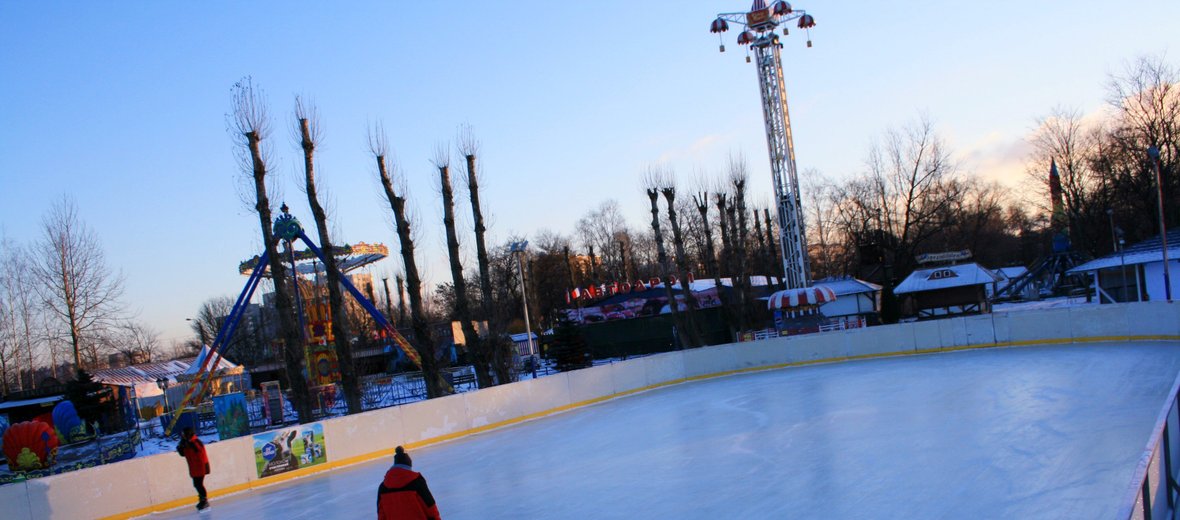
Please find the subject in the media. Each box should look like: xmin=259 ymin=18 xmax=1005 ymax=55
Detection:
xmin=177 ymin=427 xmax=211 ymax=510
xmin=377 ymin=446 xmax=440 ymax=520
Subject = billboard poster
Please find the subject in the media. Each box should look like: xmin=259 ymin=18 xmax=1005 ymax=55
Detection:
xmin=213 ymin=393 xmax=250 ymax=441
xmin=252 ymin=423 xmax=327 ymax=478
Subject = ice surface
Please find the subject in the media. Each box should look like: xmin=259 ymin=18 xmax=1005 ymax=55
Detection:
xmin=152 ymin=342 xmax=1180 ymax=519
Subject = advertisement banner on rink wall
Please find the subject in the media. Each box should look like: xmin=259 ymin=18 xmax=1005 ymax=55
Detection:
xmin=253 ymin=423 xmax=327 ymax=478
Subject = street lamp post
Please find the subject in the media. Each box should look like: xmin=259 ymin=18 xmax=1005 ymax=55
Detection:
xmin=156 ymin=377 xmax=171 ymax=435
xmin=1148 ymin=147 xmax=1172 ymax=301
xmin=1117 ymin=230 xmax=1131 ymax=302
xmin=1107 ymin=208 xmax=1118 ymax=254
xmin=509 ymin=241 xmax=537 ymax=377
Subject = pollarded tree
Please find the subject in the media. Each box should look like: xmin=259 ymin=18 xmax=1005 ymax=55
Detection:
xmin=643 ymin=167 xmax=693 ymax=348
xmin=458 ymin=129 xmax=513 ymax=385
xmin=435 ymin=147 xmax=492 ymax=388
xmin=293 ymin=97 xmax=362 ymax=414
xmin=31 ymin=197 xmax=124 ymax=372
xmin=229 ymin=78 xmax=312 ymax=423
xmin=371 ymin=126 xmax=450 ymax=398
xmin=660 ymin=181 xmax=704 ymax=347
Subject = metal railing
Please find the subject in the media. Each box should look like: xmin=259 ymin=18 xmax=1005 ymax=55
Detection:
xmin=1119 ymin=370 xmax=1180 ymax=519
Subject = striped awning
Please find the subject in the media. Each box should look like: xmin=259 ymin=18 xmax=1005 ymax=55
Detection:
xmin=767 ymin=286 xmax=837 ymax=309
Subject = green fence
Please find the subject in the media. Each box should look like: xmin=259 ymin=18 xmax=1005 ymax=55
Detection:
xmin=580 ymin=307 xmax=733 ymax=359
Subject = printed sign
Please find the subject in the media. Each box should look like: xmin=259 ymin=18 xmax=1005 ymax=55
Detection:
xmin=213 ymin=393 xmax=250 ymax=441
xmin=252 ymin=423 xmax=327 ymax=478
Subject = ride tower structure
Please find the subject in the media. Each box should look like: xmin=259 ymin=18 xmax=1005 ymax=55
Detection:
xmin=711 ymin=1 xmax=816 ymax=291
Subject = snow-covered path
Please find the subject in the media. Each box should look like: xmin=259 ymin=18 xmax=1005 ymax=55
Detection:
xmin=153 ymin=341 xmax=1180 ymax=519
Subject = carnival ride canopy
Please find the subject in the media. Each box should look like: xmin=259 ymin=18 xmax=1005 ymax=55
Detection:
xmin=238 ymin=242 xmax=388 ymax=276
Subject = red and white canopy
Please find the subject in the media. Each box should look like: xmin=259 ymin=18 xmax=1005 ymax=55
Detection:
xmin=767 ymin=285 xmax=837 ymax=309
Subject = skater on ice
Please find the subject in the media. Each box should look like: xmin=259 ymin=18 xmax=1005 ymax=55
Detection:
xmin=176 ymin=427 xmax=211 ymax=510
xmin=377 ymin=446 xmax=441 ymax=520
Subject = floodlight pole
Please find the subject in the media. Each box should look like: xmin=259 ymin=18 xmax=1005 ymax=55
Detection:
xmin=1148 ymin=146 xmax=1172 ymax=301
xmin=510 ymin=241 xmax=537 ymax=376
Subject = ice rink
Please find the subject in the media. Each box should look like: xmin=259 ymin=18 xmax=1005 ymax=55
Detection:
xmin=155 ymin=341 xmax=1180 ymax=519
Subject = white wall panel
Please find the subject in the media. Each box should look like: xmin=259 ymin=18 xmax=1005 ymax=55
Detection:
xmin=511 ymin=374 xmax=573 ymax=418
xmin=565 ymin=366 xmax=611 ymax=404
xmin=609 ymin=358 xmax=649 ymax=394
xmin=682 ymin=344 xmax=740 ymax=378
xmin=323 ymin=407 xmax=404 ymax=462
xmin=736 ymin=337 xmax=793 ymax=367
xmin=642 ymin=352 xmax=686 ymax=387
xmin=1006 ymin=307 xmax=1070 ymax=342
xmin=463 ymin=383 xmax=523 ymax=429
xmin=963 ymin=315 xmax=996 ymax=346
xmin=0 ymin=480 xmax=31 ymax=520
xmin=398 ymin=393 xmax=470 ymax=445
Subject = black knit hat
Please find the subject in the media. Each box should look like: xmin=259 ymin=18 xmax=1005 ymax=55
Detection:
xmin=394 ymin=446 xmax=412 ymax=467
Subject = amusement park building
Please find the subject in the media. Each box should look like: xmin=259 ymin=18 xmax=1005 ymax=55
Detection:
xmin=1068 ymin=229 xmax=1180 ymax=303
xmin=894 ymin=262 xmax=1001 ymax=320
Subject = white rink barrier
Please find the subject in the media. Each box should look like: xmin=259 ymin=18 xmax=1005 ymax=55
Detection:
xmin=4 ymin=302 xmax=1176 ymax=520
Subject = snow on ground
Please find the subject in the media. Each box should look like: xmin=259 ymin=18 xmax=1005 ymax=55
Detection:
xmin=152 ymin=341 xmax=1180 ymax=519
xmin=992 ymin=295 xmax=1093 ymax=313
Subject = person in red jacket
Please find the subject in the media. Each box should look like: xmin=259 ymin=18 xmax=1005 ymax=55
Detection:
xmin=176 ymin=427 xmax=211 ymax=510
xmin=377 ymin=446 xmax=441 ymax=520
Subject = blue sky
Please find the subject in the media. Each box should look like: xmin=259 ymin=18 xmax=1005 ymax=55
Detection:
xmin=2 ymin=1 xmax=1177 ymax=346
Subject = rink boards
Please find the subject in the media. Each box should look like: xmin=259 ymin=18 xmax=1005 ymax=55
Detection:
xmin=1 ymin=301 xmax=1177 ymax=519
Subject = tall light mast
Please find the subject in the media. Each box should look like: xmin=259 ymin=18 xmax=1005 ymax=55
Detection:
xmin=711 ymin=1 xmax=816 ymax=291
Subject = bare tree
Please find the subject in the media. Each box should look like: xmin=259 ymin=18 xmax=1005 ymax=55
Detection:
xmin=31 ymin=197 xmax=124 ymax=372
xmin=1 ymin=237 xmax=42 ymax=390
xmin=458 ymin=129 xmax=512 ymax=384
xmin=831 ymin=116 xmax=959 ymax=278
xmin=576 ymin=200 xmax=631 ymax=280
xmin=643 ymin=166 xmax=691 ymax=348
xmin=0 ymin=292 xmax=20 ymax=394
xmin=728 ymin=158 xmax=755 ymax=327
xmin=229 ymin=78 xmax=312 ymax=423
xmin=293 ymin=97 xmax=362 ymax=414
xmin=801 ymin=169 xmax=843 ymax=279
xmin=371 ymin=126 xmax=450 ymax=398
xmin=1025 ymin=106 xmax=1102 ymax=251
xmin=660 ymin=180 xmax=704 ymax=347
xmin=435 ymin=147 xmax=492 ymax=388
xmin=168 ymin=339 xmax=201 ymax=361
xmin=396 ymin=274 xmax=407 ymax=326
xmin=111 ymin=321 xmax=161 ymax=364
xmin=190 ymin=295 xmax=262 ymax=365
xmin=692 ymin=190 xmax=731 ymax=336
xmin=1106 ymin=55 xmax=1180 ymax=236
xmin=763 ymin=208 xmax=781 ymax=287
